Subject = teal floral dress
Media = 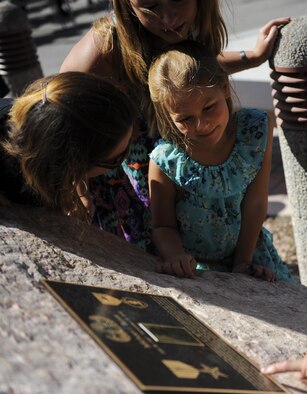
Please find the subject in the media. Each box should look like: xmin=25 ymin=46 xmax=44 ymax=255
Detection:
xmin=150 ymin=108 xmax=294 ymax=283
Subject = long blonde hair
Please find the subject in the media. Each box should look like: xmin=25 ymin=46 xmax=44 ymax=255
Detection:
xmin=148 ymin=41 xmax=232 ymax=146
xmin=93 ymin=0 xmax=228 ymax=87
xmin=3 ymin=72 xmax=137 ymax=219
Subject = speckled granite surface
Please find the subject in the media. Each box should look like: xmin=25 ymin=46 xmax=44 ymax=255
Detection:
xmin=1 ymin=204 xmax=307 ymax=394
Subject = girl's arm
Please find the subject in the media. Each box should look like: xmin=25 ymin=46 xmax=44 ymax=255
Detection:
xmin=60 ymin=29 xmax=115 ymax=78
xmin=233 ymin=115 xmax=274 ymax=280
xmin=149 ymin=159 xmax=196 ymax=278
xmin=218 ymin=17 xmax=290 ymax=74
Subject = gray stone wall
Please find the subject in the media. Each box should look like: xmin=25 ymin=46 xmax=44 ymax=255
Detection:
xmin=1 ymin=204 xmax=307 ymax=393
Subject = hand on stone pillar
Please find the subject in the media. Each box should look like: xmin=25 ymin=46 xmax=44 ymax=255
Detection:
xmin=252 ymin=17 xmax=291 ymax=66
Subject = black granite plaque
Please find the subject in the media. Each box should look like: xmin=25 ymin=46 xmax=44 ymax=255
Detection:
xmin=42 ymin=279 xmax=289 ymax=394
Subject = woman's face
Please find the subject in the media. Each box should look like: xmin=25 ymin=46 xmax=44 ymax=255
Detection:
xmin=129 ymin=0 xmax=198 ymax=46
xmin=87 ymin=126 xmax=133 ymax=178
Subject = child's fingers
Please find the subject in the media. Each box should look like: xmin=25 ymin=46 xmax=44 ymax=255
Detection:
xmin=190 ymin=258 xmax=197 ymax=271
xmin=159 ymin=261 xmax=176 ymax=276
xmin=172 ymin=261 xmax=186 ymax=277
xmin=234 ymin=264 xmax=276 ymax=282
xmin=180 ymin=258 xmax=196 ymax=278
xmin=188 ymin=258 xmax=197 ymax=278
xmin=250 ymin=264 xmax=264 ymax=278
xmin=248 ymin=265 xmax=277 ymax=282
xmin=248 ymin=265 xmax=276 ymax=282
xmin=156 ymin=261 xmax=185 ymax=277
xmin=172 ymin=258 xmax=194 ymax=278
xmin=155 ymin=262 xmax=173 ymax=275
xmin=263 ymin=268 xmax=276 ymax=282
xmin=156 ymin=257 xmax=195 ymax=278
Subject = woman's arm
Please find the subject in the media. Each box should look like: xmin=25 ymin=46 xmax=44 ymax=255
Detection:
xmin=233 ymin=114 xmax=274 ymax=280
xmin=60 ymin=28 xmax=115 ymax=78
xmin=218 ymin=17 xmax=290 ymax=74
xmin=149 ymin=159 xmax=196 ymax=278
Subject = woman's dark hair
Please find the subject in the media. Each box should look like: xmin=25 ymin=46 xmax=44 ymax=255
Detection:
xmin=2 ymin=71 xmax=137 ymax=218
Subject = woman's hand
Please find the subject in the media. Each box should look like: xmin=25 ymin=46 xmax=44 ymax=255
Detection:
xmin=232 ymin=262 xmax=276 ymax=282
xmin=251 ymin=17 xmax=291 ymax=66
xmin=261 ymin=354 xmax=307 ymax=385
xmin=156 ymin=253 xmax=197 ymax=278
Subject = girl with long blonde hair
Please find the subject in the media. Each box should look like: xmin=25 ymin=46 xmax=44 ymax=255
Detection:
xmin=148 ymin=41 xmax=294 ymax=283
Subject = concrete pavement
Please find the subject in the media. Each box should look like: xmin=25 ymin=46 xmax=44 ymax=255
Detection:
xmin=27 ymin=0 xmax=108 ymax=76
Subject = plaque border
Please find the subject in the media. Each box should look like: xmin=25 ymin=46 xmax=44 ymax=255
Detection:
xmin=41 ymin=279 xmax=290 ymax=394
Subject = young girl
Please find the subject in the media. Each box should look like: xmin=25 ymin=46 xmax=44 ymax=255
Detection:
xmin=1 ymin=72 xmax=136 ymax=222
xmin=148 ymin=41 xmax=294 ymax=283
xmin=60 ymin=0 xmax=290 ymax=253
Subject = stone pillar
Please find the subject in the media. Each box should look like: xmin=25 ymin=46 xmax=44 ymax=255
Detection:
xmin=0 ymin=0 xmax=43 ymax=97
xmin=270 ymin=17 xmax=307 ymax=285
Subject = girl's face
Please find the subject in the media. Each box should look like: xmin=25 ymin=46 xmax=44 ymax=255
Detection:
xmin=129 ymin=0 xmax=198 ymax=45
xmin=167 ymin=84 xmax=230 ymax=149
xmin=87 ymin=126 xmax=133 ymax=178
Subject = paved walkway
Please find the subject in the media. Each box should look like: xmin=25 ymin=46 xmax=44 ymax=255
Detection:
xmin=25 ymin=0 xmax=294 ymax=217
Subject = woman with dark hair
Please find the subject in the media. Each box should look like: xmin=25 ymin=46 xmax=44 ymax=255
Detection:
xmin=0 ymin=71 xmax=137 ymax=222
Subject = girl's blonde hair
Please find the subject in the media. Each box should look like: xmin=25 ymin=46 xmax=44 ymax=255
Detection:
xmin=2 ymin=72 xmax=137 ymax=220
xmin=93 ymin=0 xmax=228 ymax=87
xmin=148 ymin=41 xmax=232 ymax=146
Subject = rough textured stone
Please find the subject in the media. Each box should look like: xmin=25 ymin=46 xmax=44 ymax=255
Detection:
xmin=269 ymin=15 xmax=307 ymax=286
xmin=277 ymin=128 xmax=307 ymax=286
xmin=1 ymin=204 xmax=307 ymax=394
xmin=271 ymin=17 xmax=307 ymax=70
